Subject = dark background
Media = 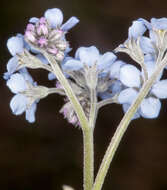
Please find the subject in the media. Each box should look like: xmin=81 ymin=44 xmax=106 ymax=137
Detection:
xmin=1 ymin=0 xmax=167 ymax=189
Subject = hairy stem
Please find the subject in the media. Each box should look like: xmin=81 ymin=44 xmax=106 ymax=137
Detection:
xmin=92 ymin=61 xmax=166 ymax=190
xmin=43 ymin=52 xmax=94 ymax=190
xmin=83 ymin=128 xmax=94 ymax=190
xmin=89 ymin=89 xmax=98 ymax=129
xmin=43 ymin=52 xmax=89 ymax=130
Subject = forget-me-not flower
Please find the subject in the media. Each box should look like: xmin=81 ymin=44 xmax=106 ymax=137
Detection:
xmin=118 ymin=63 xmax=167 ymax=118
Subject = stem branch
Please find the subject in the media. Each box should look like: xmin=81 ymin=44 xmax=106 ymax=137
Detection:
xmin=92 ymin=61 xmax=166 ymax=190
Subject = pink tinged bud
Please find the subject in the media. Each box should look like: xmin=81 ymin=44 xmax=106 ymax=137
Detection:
xmin=56 ymin=51 xmax=64 ymax=61
xmin=37 ymin=24 xmax=48 ymax=35
xmin=25 ymin=31 xmax=36 ymax=42
xmin=39 ymin=17 xmax=46 ymax=24
xmin=38 ymin=37 xmax=48 ymax=47
xmin=56 ymin=82 xmax=62 ymax=89
xmin=26 ymin=24 xmax=35 ymax=31
xmin=70 ymin=116 xmax=78 ymax=125
xmin=47 ymin=47 xmax=58 ymax=55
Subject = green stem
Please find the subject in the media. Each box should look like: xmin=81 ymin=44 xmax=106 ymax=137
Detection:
xmin=92 ymin=61 xmax=166 ymax=190
xmin=48 ymin=87 xmax=65 ymax=96
xmin=83 ymin=128 xmax=94 ymax=190
xmin=43 ymin=52 xmax=94 ymax=190
xmin=43 ymin=52 xmax=89 ymax=130
xmin=89 ymin=89 xmax=98 ymax=129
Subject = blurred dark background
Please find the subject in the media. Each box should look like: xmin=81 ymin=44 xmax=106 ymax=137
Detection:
xmin=1 ymin=0 xmax=167 ymax=189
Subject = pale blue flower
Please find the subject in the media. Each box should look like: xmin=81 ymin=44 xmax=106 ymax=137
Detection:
xmin=7 ymin=35 xmax=24 ymax=56
xmin=128 ymin=20 xmax=147 ymax=39
xmin=118 ymin=63 xmax=167 ymax=119
xmin=62 ymin=46 xmax=117 ymax=72
xmin=30 ymin=8 xmax=79 ymax=31
xmin=7 ymin=71 xmax=37 ymax=123
xmin=5 ymin=34 xmax=32 ymax=79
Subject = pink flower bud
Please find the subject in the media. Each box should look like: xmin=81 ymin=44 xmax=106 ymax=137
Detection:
xmin=25 ymin=31 xmax=36 ymax=43
xmin=26 ymin=24 xmax=35 ymax=31
xmin=38 ymin=37 xmax=48 ymax=47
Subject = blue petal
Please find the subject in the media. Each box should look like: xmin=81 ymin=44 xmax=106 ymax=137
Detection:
xmin=19 ymin=69 xmax=34 ymax=84
xmin=4 ymin=56 xmax=19 ymax=80
xmin=110 ymin=80 xmax=123 ymax=95
xmin=10 ymin=94 xmax=27 ymax=115
xmin=75 ymin=46 xmax=100 ymax=66
xmin=61 ymin=16 xmax=79 ymax=31
xmin=120 ymin=64 xmax=141 ymax=88
xmin=110 ymin=60 xmax=125 ymax=79
xmin=29 ymin=17 xmax=39 ymax=23
xmin=123 ymin=103 xmax=140 ymax=119
xmin=7 ymin=36 xmax=24 ymax=56
xmin=98 ymin=52 xmax=117 ymax=71
xmin=128 ymin=20 xmax=147 ymax=39
xmin=151 ymin=18 xmax=167 ymax=30
xmin=7 ymin=73 xmax=27 ymax=94
xmin=140 ymin=97 xmax=161 ymax=118
xmin=26 ymin=103 xmax=37 ymax=123
xmin=151 ymin=80 xmax=167 ymax=99
xmin=44 ymin=8 xmax=63 ymax=28
xmin=62 ymin=59 xmax=83 ymax=71
xmin=137 ymin=18 xmax=152 ymax=30
xmin=140 ymin=37 xmax=155 ymax=54
xmin=118 ymin=88 xmax=138 ymax=104
xmin=48 ymin=72 xmax=56 ymax=80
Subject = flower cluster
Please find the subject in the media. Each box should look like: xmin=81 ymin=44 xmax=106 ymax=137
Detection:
xmin=4 ymin=8 xmax=79 ymax=123
xmin=4 ymin=7 xmax=167 ymax=124
xmin=115 ymin=18 xmax=167 ymax=118
xmin=24 ymin=8 xmax=79 ymax=61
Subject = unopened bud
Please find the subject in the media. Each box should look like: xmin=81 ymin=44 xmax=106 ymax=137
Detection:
xmin=56 ymin=51 xmax=64 ymax=62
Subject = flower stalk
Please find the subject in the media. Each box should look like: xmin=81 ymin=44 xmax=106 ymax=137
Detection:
xmin=92 ymin=59 xmax=167 ymax=190
xmin=43 ymin=52 xmax=95 ymax=190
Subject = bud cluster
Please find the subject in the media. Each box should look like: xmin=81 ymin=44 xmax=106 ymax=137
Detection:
xmin=25 ymin=17 xmax=68 ymax=61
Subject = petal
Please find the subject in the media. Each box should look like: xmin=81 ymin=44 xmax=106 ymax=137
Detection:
xmin=48 ymin=72 xmax=56 ymax=80
xmin=19 ymin=69 xmax=34 ymax=84
xmin=123 ymin=103 xmax=140 ymax=119
xmin=7 ymin=36 xmax=24 ymax=56
xmin=120 ymin=64 xmax=141 ymax=88
xmin=118 ymin=88 xmax=138 ymax=104
xmin=61 ymin=16 xmax=79 ymax=31
xmin=4 ymin=56 xmax=19 ymax=80
xmin=151 ymin=80 xmax=167 ymax=99
xmin=128 ymin=20 xmax=147 ymax=39
xmin=110 ymin=60 xmax=125 ymax=79
xmin=26 ymin=103 xmax=37 ymax=123
xmin=29 ymin=17 xmax=39 ymax=23
xmin=143 ymin=59 xmax=163 ymax=80
xmin=151 ymin=18 xmax=167 ymax=30
xmin=75 ymin=46 xmax=100 ymax=66
xmin=137 ymin=18 xmax=152 ymax=30
xmin=110 ymin=80 xmax=123 ymax=94
xmin=62 ymin=59 xmax=83 ymax=71
xmin=44 ymin=8 xmax=63 ymax=28
xmin=98 ymin=52 xmax=117 ymax=71
xmin=140 ymin=36 xmax=155 ymax=54
xmin=7 ymin=73 xmax=27 ymax=94
xmin=10 ymin=94 xmax=27 ymax=115
xmin=140 ymin=97 xmax=161 ymax=118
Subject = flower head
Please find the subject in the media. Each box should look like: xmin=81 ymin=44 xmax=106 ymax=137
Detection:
xmin=25 ymin=8 xmax=79 ymax=61
xmin=118 ymin=63 xmax=167 ymax=119
xmin=6 ymin=70 xmax=48 ymax=123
